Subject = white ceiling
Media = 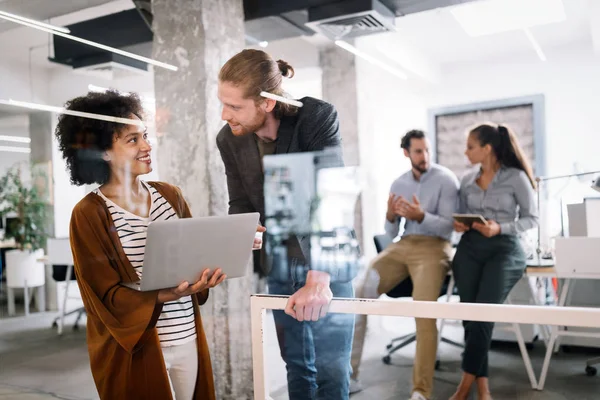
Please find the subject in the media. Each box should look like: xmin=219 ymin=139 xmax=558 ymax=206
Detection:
xmin=260 ymin=0 xmax=596 ymax=81
xmin=381 ymin=0 xmax=593 ymax=66
xmin=0 ymin=0 xmax=595 ymax=81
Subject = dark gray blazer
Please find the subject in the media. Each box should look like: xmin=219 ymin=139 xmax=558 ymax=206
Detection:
xmin=216 ymin=97 xmax=343 ymax=275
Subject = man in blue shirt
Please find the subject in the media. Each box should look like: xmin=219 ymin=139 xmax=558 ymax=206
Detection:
xmin=350 ymin=130 xmax=459 ymax=400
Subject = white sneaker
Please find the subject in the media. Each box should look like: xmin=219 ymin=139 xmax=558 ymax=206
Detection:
xmin=349 ymin=378 xmax=364 ymax=395
xmin=409 ymin=392 xmax=428 ymax=400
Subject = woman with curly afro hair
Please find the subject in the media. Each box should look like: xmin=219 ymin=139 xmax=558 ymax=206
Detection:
xmin=56 ymin=90 xmax=225 ymax=400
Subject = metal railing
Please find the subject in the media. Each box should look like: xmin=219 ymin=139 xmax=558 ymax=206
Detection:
xmin=250 ymin=295 xmax=600 ymax=399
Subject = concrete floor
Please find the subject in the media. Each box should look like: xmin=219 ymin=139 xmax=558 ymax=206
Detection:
xmin=1 ymin=300 xmax=599 ymax=400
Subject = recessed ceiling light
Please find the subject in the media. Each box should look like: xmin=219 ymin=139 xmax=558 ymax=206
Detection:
xmin=450 ymin=0 xmax=566 ymax=37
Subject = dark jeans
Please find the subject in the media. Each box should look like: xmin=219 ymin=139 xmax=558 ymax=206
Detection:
xmin=452 ymin=231 xmax=526 ymax=377
xmin=268 ymin=278 xmax=355 ymax=400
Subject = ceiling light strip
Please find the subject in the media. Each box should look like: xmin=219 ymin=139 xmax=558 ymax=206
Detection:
xmin=0 ymin=10 xmax=70 ymax=33
xmin=0 ymin=14 xmax=178 ymax=71
xmin=0 ymin=145 xmax=31 ymax=154
xmin=523 ymin=28 xmax=547 ymax=61
xmin=0 ymin=135 xmax=31 ymax=143
xmin=0 ymin=99 xmax=149 ymax=127
xmin=335 ymin=40 xmax=408 ymax=80
xmin=259 ymin=92 xmax=303 ymax=107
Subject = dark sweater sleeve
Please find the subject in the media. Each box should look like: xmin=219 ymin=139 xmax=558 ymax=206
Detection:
xmin=216 ymin=129 xmax=256 ymax=214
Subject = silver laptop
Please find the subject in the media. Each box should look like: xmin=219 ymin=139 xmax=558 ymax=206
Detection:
xmin=140 ymin=212 xmax=260 ymax=291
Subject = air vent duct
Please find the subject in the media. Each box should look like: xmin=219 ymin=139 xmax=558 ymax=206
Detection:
xmin=305 ymin=0 xmax=396 ymax=41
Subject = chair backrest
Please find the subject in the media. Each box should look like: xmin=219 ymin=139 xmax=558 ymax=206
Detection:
xmin=373 ymin=234 xmax=393 ymax=253
xmin=47 ymin=238 xmax=73 ymax=265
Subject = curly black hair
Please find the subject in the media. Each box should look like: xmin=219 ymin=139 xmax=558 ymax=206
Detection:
xmin=54 ymin=90 xmax=145 ymax=186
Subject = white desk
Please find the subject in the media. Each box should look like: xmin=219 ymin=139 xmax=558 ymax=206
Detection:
xmin=528 ymin=238 xmax=600 ymax=390
xmin=538 ymin=237 xmax=600 ymax=390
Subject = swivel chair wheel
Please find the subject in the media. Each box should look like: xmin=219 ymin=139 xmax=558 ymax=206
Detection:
xmin=382 ymin=355 xmax=391 ymax=365
xmin=585 ymin=366 xmax=597 ymax=377
xmin=73 ymin=324 xmax=80 ymax=331
xmin=52 ymin=321 xmax=58 ymax=329
xmin=435 ymin=360 xmax=441 ymax=370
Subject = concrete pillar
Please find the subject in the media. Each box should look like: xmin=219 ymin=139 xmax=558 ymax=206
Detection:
xmin=151 ymin=1 xmax=251 ymax=398
xmin=320 ymin=44 xmax=360 ymax=167
xmin=319 ymin=44 xmax=365 ymax=254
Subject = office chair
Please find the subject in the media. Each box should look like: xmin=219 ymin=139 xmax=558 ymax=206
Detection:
xmin=373 ymin=234 xmax=463 ymax=367
xmin=48 ymin=238 xmax=85 ymax=335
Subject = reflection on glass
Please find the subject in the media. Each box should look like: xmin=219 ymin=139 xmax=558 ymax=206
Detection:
xmin=263 ymin=151 xmax=363 ymax=286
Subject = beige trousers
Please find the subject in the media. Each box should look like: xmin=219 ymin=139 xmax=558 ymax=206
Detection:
xmin=351 ymin=235 xmax=451 ymax=398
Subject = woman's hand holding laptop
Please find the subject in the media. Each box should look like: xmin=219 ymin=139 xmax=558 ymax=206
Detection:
xmin=157 ymin=268 xmax=227 ymax=303
xmin=254 ymin=225 xmax=266 ymax=250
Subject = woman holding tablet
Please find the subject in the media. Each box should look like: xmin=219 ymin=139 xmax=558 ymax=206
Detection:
xmin=450 ymin=123 xmax=538 ymax=400
xmin=55 ymin=90 xmax=225 ymax=400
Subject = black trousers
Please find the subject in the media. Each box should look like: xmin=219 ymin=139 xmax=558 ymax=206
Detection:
xmin=452 ymin=231 xmax=526 ymax=377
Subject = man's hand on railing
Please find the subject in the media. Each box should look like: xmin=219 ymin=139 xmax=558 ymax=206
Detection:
xmin=284 ymin=270 xmax=333 ymax=322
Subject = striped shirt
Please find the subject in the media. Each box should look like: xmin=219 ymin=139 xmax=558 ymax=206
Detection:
xmin=95 ymin=182 xmax=197 ymax=347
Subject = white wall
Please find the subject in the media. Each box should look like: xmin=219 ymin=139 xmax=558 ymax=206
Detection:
xmin=355 ymin=37 xmax=600 ymax=248
xmin=0 ymin=59 xmax=51 ymax=104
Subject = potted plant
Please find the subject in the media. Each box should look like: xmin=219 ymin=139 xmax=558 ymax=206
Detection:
xmin=0 ymin=165 xmax=49 ymax=294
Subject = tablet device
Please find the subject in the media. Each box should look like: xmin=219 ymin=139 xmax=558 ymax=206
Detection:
xmin=140 ymin=212 xmax=260 ymax=291
xmin=453 ymin=213 xmax=487 ymax=226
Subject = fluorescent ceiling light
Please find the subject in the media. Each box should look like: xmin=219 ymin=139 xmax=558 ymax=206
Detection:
xmin=259 ymin=41 xmax=269 ymax=48
xmin=0 ymin=135 xmax=31 ymax=144
xmin=334 ymin=40 xmax=408 ymax=80
xmin=0 ymin=99 xmax=150 ymax=127
xmin=0 ymin=145 xmax=30 ymax=154
xmin=451 ymin=0 xmax=566 ymax=37
xmin=523 ymin=28 xmax=547 ymax=61
xmin=0 ymin=10 xmax=70 ymax=33
xmin=259 ymin=91 xmax=303 ymax=107
xmin=0 ymin=13 xmax=177 ymax=71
